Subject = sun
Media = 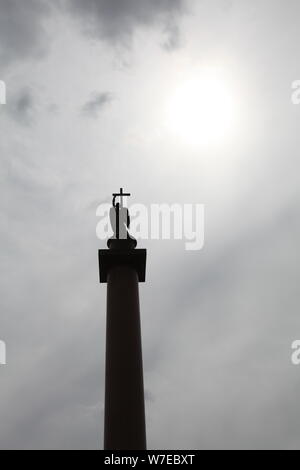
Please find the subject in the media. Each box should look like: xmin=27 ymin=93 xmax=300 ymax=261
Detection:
xmin=165 ymin=68 xmax=237 ymax=148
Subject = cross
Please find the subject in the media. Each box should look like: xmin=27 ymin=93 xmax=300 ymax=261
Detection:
xmin=112 ymin=188 xmax=131 ymax=207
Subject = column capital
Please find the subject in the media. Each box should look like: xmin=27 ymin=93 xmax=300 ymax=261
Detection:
xmin=99 ymin=248 xmax=147 ymax=284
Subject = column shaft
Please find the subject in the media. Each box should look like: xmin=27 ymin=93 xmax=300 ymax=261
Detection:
xmin=104 ymin=265 xmax=146 ymax=450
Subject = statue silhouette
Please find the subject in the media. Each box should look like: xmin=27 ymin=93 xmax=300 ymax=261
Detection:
xmin=108 ymin=188 xmax=137 ymax=249
xmin=110 ymin=202 xmax=130 ymax=240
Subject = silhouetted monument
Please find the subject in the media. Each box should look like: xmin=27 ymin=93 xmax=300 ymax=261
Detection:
xmin=99 ymin=189 xmax=147 ymax=450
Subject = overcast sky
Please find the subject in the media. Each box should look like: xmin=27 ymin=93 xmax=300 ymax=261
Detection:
xmin=1 ymin=0 xmax=300 ymax=450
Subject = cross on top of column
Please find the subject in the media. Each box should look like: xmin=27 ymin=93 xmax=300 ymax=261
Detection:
xmin=112 ymin=188 xmax=131 ymax=207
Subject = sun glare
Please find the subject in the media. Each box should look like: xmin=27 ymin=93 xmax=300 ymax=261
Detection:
xmin=166 ymin=68 xmax=237 ymax=148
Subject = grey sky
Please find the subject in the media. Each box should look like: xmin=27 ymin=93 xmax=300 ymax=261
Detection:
xmin=81 ymin=92 xmax=114 ymax=118
xmin=67 ymin=0 xmax=185 ymax=46
xmin=7 ymin=87 xmax=36 ymax=125
xmin=0 ymin=0 xmax=51 ymax=67
xmin=0 ymin=0 xmax=300 ymax=450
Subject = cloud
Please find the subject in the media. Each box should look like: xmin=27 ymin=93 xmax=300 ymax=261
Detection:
xmin=0 ymin=0 xmax=51 ymax=67
xmin=7 ymin=88 xmax=36 ymax=125
xmin=66 ymin=0 xmax=185 ymax=48
xmin=0 ymin=0 xmax=185 ymax=69
xmin=161 ymin=21 xmax=181 ymax=51
xmin=81 ymin=92 xmax=114 ymax=118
